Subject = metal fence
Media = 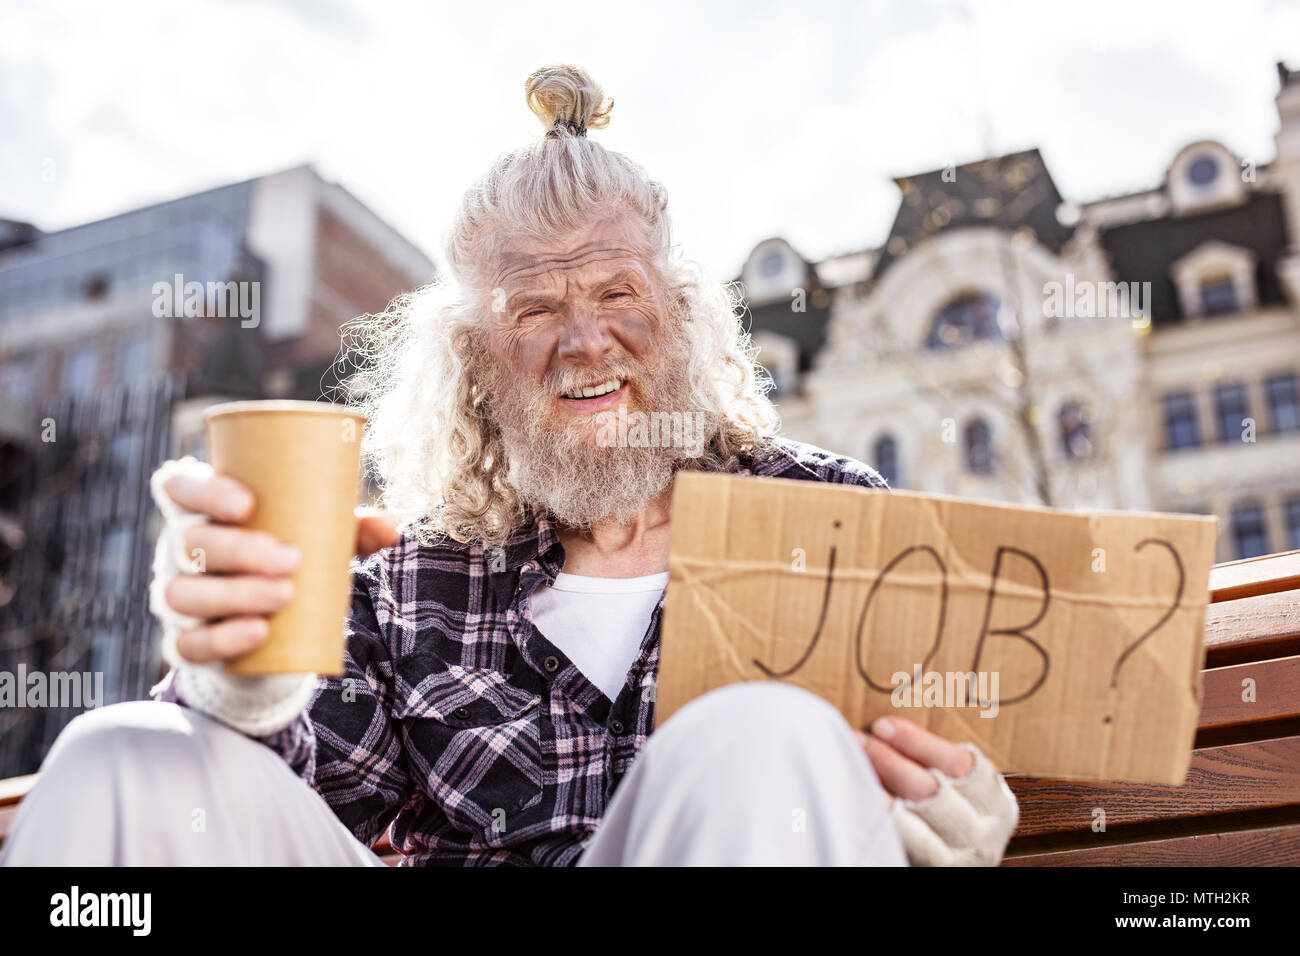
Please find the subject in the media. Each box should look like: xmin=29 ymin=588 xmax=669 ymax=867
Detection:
xmin=0 ymin=374 xmax=180 ymax=776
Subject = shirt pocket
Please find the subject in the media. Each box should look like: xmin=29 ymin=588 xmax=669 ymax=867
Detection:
xmin=392 ymin=666 xmax=545 ymax=836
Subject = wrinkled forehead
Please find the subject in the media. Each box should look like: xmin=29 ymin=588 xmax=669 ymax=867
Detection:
xmin=487 ymin=207 xmax=655 ymax=291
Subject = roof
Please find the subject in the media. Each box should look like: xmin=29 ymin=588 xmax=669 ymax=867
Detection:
xmin=872 ymin=148 xmax=1075 ymax=281
xmin=1097 ymin=190 xmax=1291 ymax=326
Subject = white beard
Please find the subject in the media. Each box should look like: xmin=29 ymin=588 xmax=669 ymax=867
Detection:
xmin=481 ymin=330 xmax=709 ymax=531
xmin=502 ymin=420 xmax=679 ymax=529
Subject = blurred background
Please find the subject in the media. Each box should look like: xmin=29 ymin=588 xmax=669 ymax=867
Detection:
xmin=1 ymin=0 xmax=1298 ymax=776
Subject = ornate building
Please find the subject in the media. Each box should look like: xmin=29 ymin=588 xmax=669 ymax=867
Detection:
xmin=743 ymin=64 xmax=1300 ymax=565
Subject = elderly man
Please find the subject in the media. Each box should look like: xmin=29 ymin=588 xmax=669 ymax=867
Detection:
xmin=2 ymin=65 xmax=1017 ymax=867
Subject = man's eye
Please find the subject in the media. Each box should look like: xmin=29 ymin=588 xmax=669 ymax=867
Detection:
xmin=605 ymin=291 xmax=630 ymax=300
xmin=520 ymin=308 xmax=547 ymax=319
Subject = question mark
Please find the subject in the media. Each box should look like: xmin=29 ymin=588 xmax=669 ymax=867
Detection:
xmin=1106 ymin=538 xmax=1184 ymax=721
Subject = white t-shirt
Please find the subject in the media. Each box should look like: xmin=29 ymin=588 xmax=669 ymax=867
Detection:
xmin=528 ymin=571 xmax=669 ymax=701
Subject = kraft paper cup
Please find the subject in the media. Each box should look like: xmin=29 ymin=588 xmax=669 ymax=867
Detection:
xmin=202 ymin=400 xmax=365 ymax=676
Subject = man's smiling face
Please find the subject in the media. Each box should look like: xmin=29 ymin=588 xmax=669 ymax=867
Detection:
xmin=473 ymin=204 xmax=704 ymax=529
xmin=483 ymin=205 xmax=665 ymax=440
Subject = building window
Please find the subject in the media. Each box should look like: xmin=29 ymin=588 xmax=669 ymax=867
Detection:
xmin=0 ymin=356 xmax=36 ymax=407
xmin=1286 ymin=497 xmax=1300 ymax=552
xmin=752 ymin=331 xmax=798 ymax=400
xmin=83 ymin=273 xmax=111 ymax=301
xmin=758 ymin=250 xmax=785 ymax=278
xmin=60 ymin=344 xmax=100 ymax=398
xmin=1265 ymin=372 xmax=1300 ymax=434
xmin=1198 ymin=276 xmax=1239 ymax=316
xmin=926 ymin=293 xmax=1005 ymax=350
xmin=98 ymin=523 xmax=134 ymax=592
xmin=964 ymin=418 xmax=994 ymax=474
xmin=1230 ymin=502 xmax=1270 ymax=560
xmin=1187 ymin=155 xmax=1220 ymax=187
xmin=1213 ymin=383 xmax=1250 ymax=443
xmin=1059 ymin=401 xmax=1092 ymax=459
xmin=1172 ymin=242 xmax=1257 ymax=318
xmin=873 ymin=434 xmax=899 ymax=487
xmin=1161 ymin=391 xmax=1200 ymax=451
xmin=116 ymin=333 xmax=152 ymax=384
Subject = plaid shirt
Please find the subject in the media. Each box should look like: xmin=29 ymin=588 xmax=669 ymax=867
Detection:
xmin=153 ymin=436 xmax=888 ymax=866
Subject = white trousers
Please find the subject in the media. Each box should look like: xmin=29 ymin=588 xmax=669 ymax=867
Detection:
xmin=1 ymin=681 xmax=907 ymax=867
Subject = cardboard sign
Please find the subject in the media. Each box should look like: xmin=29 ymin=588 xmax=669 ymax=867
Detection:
xmin=657 ymin=473 xmax=1219 ymax=784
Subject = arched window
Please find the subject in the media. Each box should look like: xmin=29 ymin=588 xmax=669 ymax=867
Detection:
xmin=872 ymin=434 xmax=899 ymax=487
xmin=926 ymin=293 xmax=1005 ymax=350
xmin=1059 ymin=401 xmax=1093 ymax=459
xmin=964 ymin=418 xmax=994 ymax=474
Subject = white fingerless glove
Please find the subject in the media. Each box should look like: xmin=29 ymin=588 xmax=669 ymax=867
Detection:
xmin=149 ymin=457 xmax=318 ymax=737
xmin=889 ymin=741 xmax=1020 ymax=866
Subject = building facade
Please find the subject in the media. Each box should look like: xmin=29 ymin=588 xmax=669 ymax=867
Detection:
xmin=0 ymin=166 xmax=434 ymax=775
xmin=744 ymin=63 xmax=1300 ymax=566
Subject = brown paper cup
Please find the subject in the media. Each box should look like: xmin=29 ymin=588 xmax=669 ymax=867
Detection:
xmin=203 ymin=400 xmax=366 ymax=676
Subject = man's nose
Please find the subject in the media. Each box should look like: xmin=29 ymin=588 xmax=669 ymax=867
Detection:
xmin=557 ymin=305 xmax=615 ymax=363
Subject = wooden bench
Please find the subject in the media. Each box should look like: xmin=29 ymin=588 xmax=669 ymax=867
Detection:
xmin=1003 ymin=549 xmax=1300 ymax=866
xmin=4 ymin=550 xmax=1298 ymax=866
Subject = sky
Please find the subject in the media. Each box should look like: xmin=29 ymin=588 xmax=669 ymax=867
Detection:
xmin=3 ymin=0 xmax=1299 ymax=282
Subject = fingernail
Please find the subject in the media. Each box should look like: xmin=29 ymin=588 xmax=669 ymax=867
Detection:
xmin=223 ymin=491 xmax=251 ymax=517
xmin=275 ymin=579 xmax=295 ymax=602
xmin=871 ymin=717 xmax=895 ymax=740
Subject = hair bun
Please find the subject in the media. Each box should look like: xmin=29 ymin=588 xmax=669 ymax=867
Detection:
xmin=525 ymin=64 xmax=614 ymax=137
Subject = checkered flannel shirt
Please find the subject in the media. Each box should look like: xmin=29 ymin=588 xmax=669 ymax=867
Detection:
xmin=152 ymin=436 xmax=889 ymax=865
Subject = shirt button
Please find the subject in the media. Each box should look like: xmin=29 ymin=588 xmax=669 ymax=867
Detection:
xmin=543 ymin=655 xmax=560 ymax=674
xmin=453 ymin=707 xmax=470 ymax=720
xmin=610 ymin=719 xmax=625 ymax=735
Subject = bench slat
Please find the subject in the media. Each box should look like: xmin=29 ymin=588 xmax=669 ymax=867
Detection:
xmin=1203 ymin=591 xmax=1300 ymax=667
xmin=1209 ymin=550 xmax=1300 ymax=603
xmin=1003 ymin=822 xmax=1300 ymax=866
xmin=0 ymin=774 xmax=36 ymax=807
xmin=1007 ymin=735 xmax=1300 ymax=838
xmin=1198 ymin=655 xmax=1300 ymax=730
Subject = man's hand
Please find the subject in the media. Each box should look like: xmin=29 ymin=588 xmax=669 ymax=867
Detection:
xmin=856 ymin=716 xmax=1019 ymax=866
xmin=854 ymin=716 xmax=973 ymax=803
xmin=160 ymin=469 xmax=399 ymax=666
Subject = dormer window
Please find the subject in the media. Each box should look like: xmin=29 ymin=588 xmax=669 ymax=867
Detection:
xmin=758 ymin=250 xmax=785 ymax=278
xmin=742 ymin=239 xmax=807 ymax=306
xmin=1186 ymin=154 xmax=1220 ymax=188
xmin=1167 ymin=141 xmax=1246 ymax=215
xmin=1171 ymin=241 xmax=1257 ymax=319
xmin=1198 ymin=275 xmax=1239 ymax=316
